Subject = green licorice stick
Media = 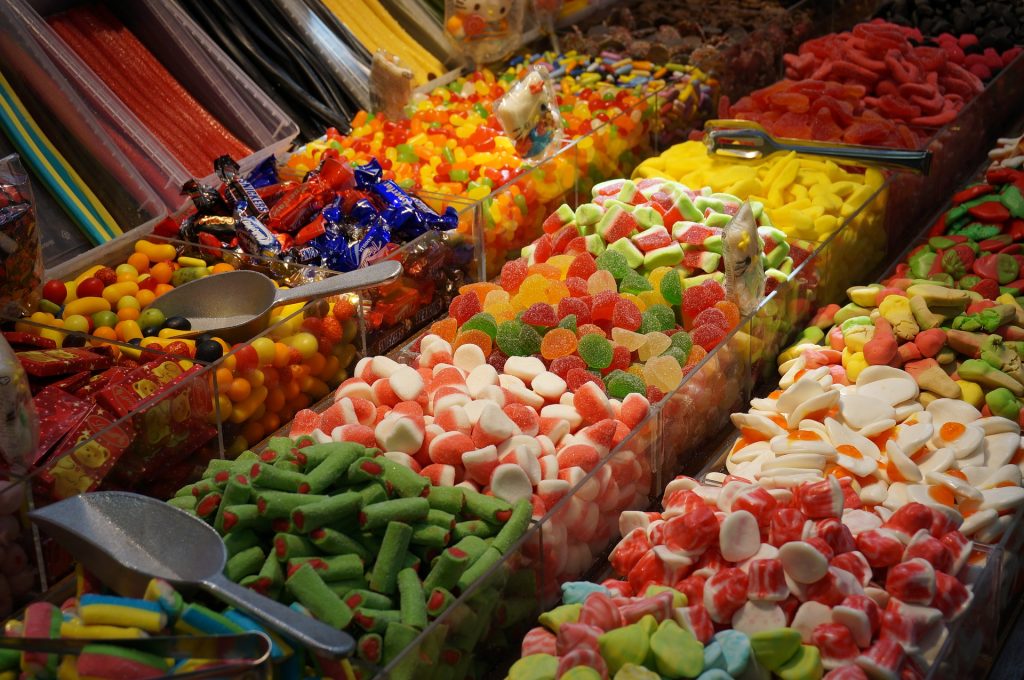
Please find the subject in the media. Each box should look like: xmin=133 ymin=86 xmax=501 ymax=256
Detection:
xmin=378 ymin=457 xmax=429 ymax=498
xmin=345 ymin=590 xmax=394 ymax=611
xmin=422 ymin=545 xmax=471 ymax=594
xmin=397 ymin=568 xmax=427 ymax=629
xmin=352 ymin=607 xmax=402 ymax=634
xmin=309 ymin=527 xmax=372 ymax=562
xmin=167 ymin=496 xmax=196 ymax=512
xmin=382 ymin=621 xmax=420 ymax=670
xmin=491 ymin=498 xmax=531 ymax=554
xmin=456 ymin=546 xmax=503 ymax=592
xmin=219 ymin=504 xmax=261 ymax=533
xmin=359 ymin=498 xmax=430 ymax=532
xmin=427 ymin=486 xmax=465 ymax=514
xmin=214 ymin=475 xmax=251 ymax=533
xmin=369 ymin=521 xmax=413 ymax=595
xmin=425 ymin=509 xmax=456 ymax=529
xmin=452 ymin=520 xmax=494 ymax=540
xmin=304 ymin=445 xmax=365 ymax=493
xmin=222 ymin=529 xmax=260 ymax=558
xmin=410 ymin=523 xmax=451 ymax=549
xmin=225 ymin=546 xmax=265 ymax=582
xmin=249 ymin=462 xmax=310 ymax=493
xmin=255 ymin=491 xmax=327 ymax=519
xmin=287 ymin=554 xmax=364 ymax=582
xmin=272 ymin=533 xmax=317 ymax=561
xmin=356 ymin=482 xmax=387 ymax=506
xmin=291 ymin=492 xmax=361 ymax=533
xmin=285 ymin=563 xmax=352 ymax=629
xmin=463 ymin=492 xmax=513 ymax=524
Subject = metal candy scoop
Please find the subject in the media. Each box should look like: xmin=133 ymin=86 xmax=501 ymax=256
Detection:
xmin=29 ymin=492 xmax=354 ymax=659
xmin=704 ymin=119 xmax=932 ymax=174
xmin=144 ymin=260 xmax=402 ymax=342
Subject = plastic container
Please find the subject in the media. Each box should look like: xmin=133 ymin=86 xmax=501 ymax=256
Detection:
xmin=0 ymin=0 xmax=298 ymax=210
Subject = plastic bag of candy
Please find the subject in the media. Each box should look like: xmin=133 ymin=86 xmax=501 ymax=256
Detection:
xmin=444 ymin=0 xmax=525 ymax=64
xmin=495 ymin=66 xmax=564 ymax=161
xmin=0 ymin=154 xmax=41 ymax=317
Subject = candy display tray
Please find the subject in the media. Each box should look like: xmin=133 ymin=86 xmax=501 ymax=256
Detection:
xmin=0 ymin=0 xmax=299 ymax=211
xmin=883 ymin=50 xmax=1024 ymax=256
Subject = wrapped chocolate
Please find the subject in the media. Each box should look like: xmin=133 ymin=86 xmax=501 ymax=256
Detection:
xmin=215 ymin=155 xmax=269 ymax=221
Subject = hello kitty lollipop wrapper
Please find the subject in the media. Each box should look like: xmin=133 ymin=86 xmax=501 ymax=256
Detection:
xmin=495 ymin=67 xmax=564 ymax=162
xmin=445 ymin=0 xmax=525 ymax=65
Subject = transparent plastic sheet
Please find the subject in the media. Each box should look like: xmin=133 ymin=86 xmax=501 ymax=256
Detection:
xmin=1 ymin=0 xmax=298 ymax=210
xmin=444 ymin=0 xmax=526 ymax=65
xmin=0 ymin=154 xmax=42 ymax=317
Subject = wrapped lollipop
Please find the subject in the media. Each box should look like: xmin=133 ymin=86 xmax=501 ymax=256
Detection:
xmin=445 ymin=0 xmax=525 ymax=64
xmin=495 ymin=67 xmax=563 ymax=162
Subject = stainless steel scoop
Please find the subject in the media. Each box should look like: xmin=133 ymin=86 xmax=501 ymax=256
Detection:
xmin=704 ymin=119 xmax=932 ymax=173
xmin=29 ymin=492 xmax=354 ymax=659
xmin=144 ymin=260 xmax=402 ymax=342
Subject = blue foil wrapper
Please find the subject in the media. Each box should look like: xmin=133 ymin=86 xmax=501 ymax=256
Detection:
xmin=246 ymin=156 xmax=279 ymax=188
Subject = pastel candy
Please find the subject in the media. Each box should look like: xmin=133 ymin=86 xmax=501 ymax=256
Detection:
xmin=649 ymin=619 xmax=704 ymax=678
xmin=522 ymin=627 xmax=557 ymax=656
xmin=749 ymin=628 xmax=803 ymax=671
xmin=696 ymin=671 xmax=733 ymax=680
xmin=580 ymin=592 xmax=624 ymax=631
xmin=508 ymin=654 xmax=558 ymax=680
xmin=598 ymin=621 xmax=651 ymax=675
xmin=557 ymin=622 xmax=603 ymax=655
xmin=563 ymin=581 xmax=612 ymax=605
xmin=779 ymin=542 xmax=829 ymax=584
xmin=703 ymin=640 xmax=726 ymax=672
xmin=720 ymin=510 xmax=762 ymax=562
xmin=613 ymin=664 xmax=661 ymax=680
xmin=776 ymin=645 xmax=823 ymax=680
xmin=562 ymin=667 xmax=604 ymax=680
xmin=714 ymin=629 xmax=752 ymax=676
xmin=538 ymin=603 xmax=582 ymax=633
xmin=558 ymin=647 xmax=608 ymax=680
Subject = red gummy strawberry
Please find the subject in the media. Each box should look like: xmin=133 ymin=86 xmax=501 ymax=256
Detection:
xmin=567 ymin=252 xmax=598 ymax=279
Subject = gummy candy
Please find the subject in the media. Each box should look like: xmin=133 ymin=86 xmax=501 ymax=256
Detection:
xmin=522 ymin=303 xmax=559 ymax=328
xmin=588 ymin=270 xmax=618 ymax=294
xmin=501 ymin=259 xmax=528 ymax=294
xmin=683 ymin=281 xmax=726 ymax=325
xmin=596 ymin=250 xmax=632 ymax=280
xmin=605 ymin=369 xmax=647 ymax=398
xmin=643 ymin=355 xmax=684 ymax=392
xmin=429 ymin=317 xmax=458 ymax=342
xmin=639 ymin=305 xmax=676 ymax=333
xmin=496 ymin=319 xmax=543 ymax=356
xmin=558 ymin=314 xmax=579 ymax=334
xmin=454 ymin=329 xmax=493 ymax=355
xmin=578 ymin=333 xmax=614 ymax=369
xmin=660 ymin=270 xmax=683 ymax=306
xmin=462 ymin=312 xmax=499 ymax=339
xmin=620 ymin=271 xmax=654 ymax=295
xmin=541 ymin=328 xmax=579 ymax=360
xmin=567 ymin=367 xmax=606 ymax=392
xmin=550 ymin=355 xmax=587 ymax=379
xmin=637 ymin=332 xmax=672 ymax=361
xmin=691 ymin=322 xmax=726 ymax=351
xmin=692 ymin=307 xmax=731 ymax=331
xmin=612 ymin=299 xmax=643 ymax=332
xmin=714 ymin=300 xmax=741 ymax=328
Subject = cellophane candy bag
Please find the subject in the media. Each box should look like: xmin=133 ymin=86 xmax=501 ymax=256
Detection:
xmin=495 ymin=66 xmax=564 ymax=161
xmin=0 ymin=154 xmax=40 ymax=317
xmin=445 ymin=0 xmax=525 ymax=64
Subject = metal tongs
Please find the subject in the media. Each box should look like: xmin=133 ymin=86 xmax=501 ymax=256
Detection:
xmin=703 ymin=120 xmax=932 ymax=174
xmin=0 ymin=632 xmax=273 ymax=679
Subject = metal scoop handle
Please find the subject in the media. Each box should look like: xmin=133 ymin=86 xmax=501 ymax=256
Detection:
xmin=704 ymin=120 xmax=931 ymax=173
xmin=272 ymin=260 xmax=402 ymax=307
xmin=201 ymin=573 xmax=354 ymax=659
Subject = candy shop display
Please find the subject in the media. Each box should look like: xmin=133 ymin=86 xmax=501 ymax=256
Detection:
xmin=0 ymin=154 xmax=42 ymax=317
xmin=170 ymin=438 xmax=532 ymax=676
xmin=286 ymin=53 xmax=717 ymax=276
xmin=444 ymin=0 xmax=527 ymax=65
xmin=879 ymin=0 xmax=1024 ymax=50
xmin=724 ymin=21 xmax=1019 ymax=148
xmin=47 ymin=5 xmax=251 ymax=178
xmin=560 ymin=0 xmax=815 ymax=101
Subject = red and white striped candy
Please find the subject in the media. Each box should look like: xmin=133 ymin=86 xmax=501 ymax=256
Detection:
xmin=674 ymin=574 xmax=706 ymax=607
xmin=579 ymin=592 xmax=622 ymax=632
xmin=824 ymin=666 xmax=869 ymax=680
xmin=375 ymin=415 xmax=424 ymax=454
xmin=813 ymin=623 xmax=860 ymax=670
xmin=539 ymin=455 xmax=559 ymax=481
xmin=806 ymin=569 xmax=845 ymax=606
xmin=503 ymin=404 xmax=540 ymax=437
xmin=556 ymin=622 xmax=603 ymax=655
xmin=537 ymin=479 xmax=570 ymax=510
xmin=770 ymin=508 xmax=809 ymax=547
xmin=620 ymin=393 xmax=650 ymax=429
xmin=747 ymin=558 xmax=789 ymax=602
xmin=885 ymin=558 xmax=936 ymax=605
xmin=833 ymin=595 xmax=880 ymax=649
xmin=628 ymin=549 xmax=667 ymax=595
xmin=731 ymin=600 xmax=786 ymax=635
xmin=881 ymin=503 xmax=933 ymax=544
xmin=799 ymin=477 xmax=844 ymax=518
xmin=792 ymin=601 xmax=834 ymax=643
xmin=902 ymin=530 xmax=953 ymax=574
xmin=856 ymin=529 xmax=904 ymax=568
xmin=500 ymin=445 xmax=542 ymax=485
xmin=521 ymin=626 xmax=556 ymax=656
xmin=732 ymin=487 xmax=778 ymax=526
xmin=663 ymin=504 xmax=718 ymax=553
xmin=675 ymin=604 xmax=715 ymax=644
xmin=532 ymin=371 xmax=568 ymax=402
xmin=831 ymin=551 xmax=872 ymax=587
xmin=462 ymin=445 xmax=498 ymax=485
xmin=573 ymin=382 xmax=615 ymax=425
xmin=939 ymin=530 xmax=972 ymax=575
xmin=814 ymin=518 xmax=857 ymax=555
xmin=490 ymin=463 xmax=533 ymax=504
xmin=931 ymin=571 xmax=971 ymax=619
xmin=652 ymin=546 xmax=695 ymax=584
xmin=419 ymin=463 xmax=456 ymax=486
xmin=428 ymin=431 xmax=474 ymax=466
xmin=471 ymin=402 xmax=518 ymax=447
xmin=856 ymin=638 xmax=905 ymax=680
xmin=557 ymin=647 xmax=608 ymax=680
xmin=692 ymin=547 xmax=728 ymax=579
xmin=780 ymin=540 xmax=830 ymax=584
xmin=433 ymin=388 xmax=471 ymax=415
xmin=878 ymin=608 xmax=916 ymax=653
xmin=555 ymin=443 xmax=601 ymax=473
xmin=620 ymin=591 xmax=674 ymax=625
xmin=703 ymin=567 xmax=749 ymax=623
